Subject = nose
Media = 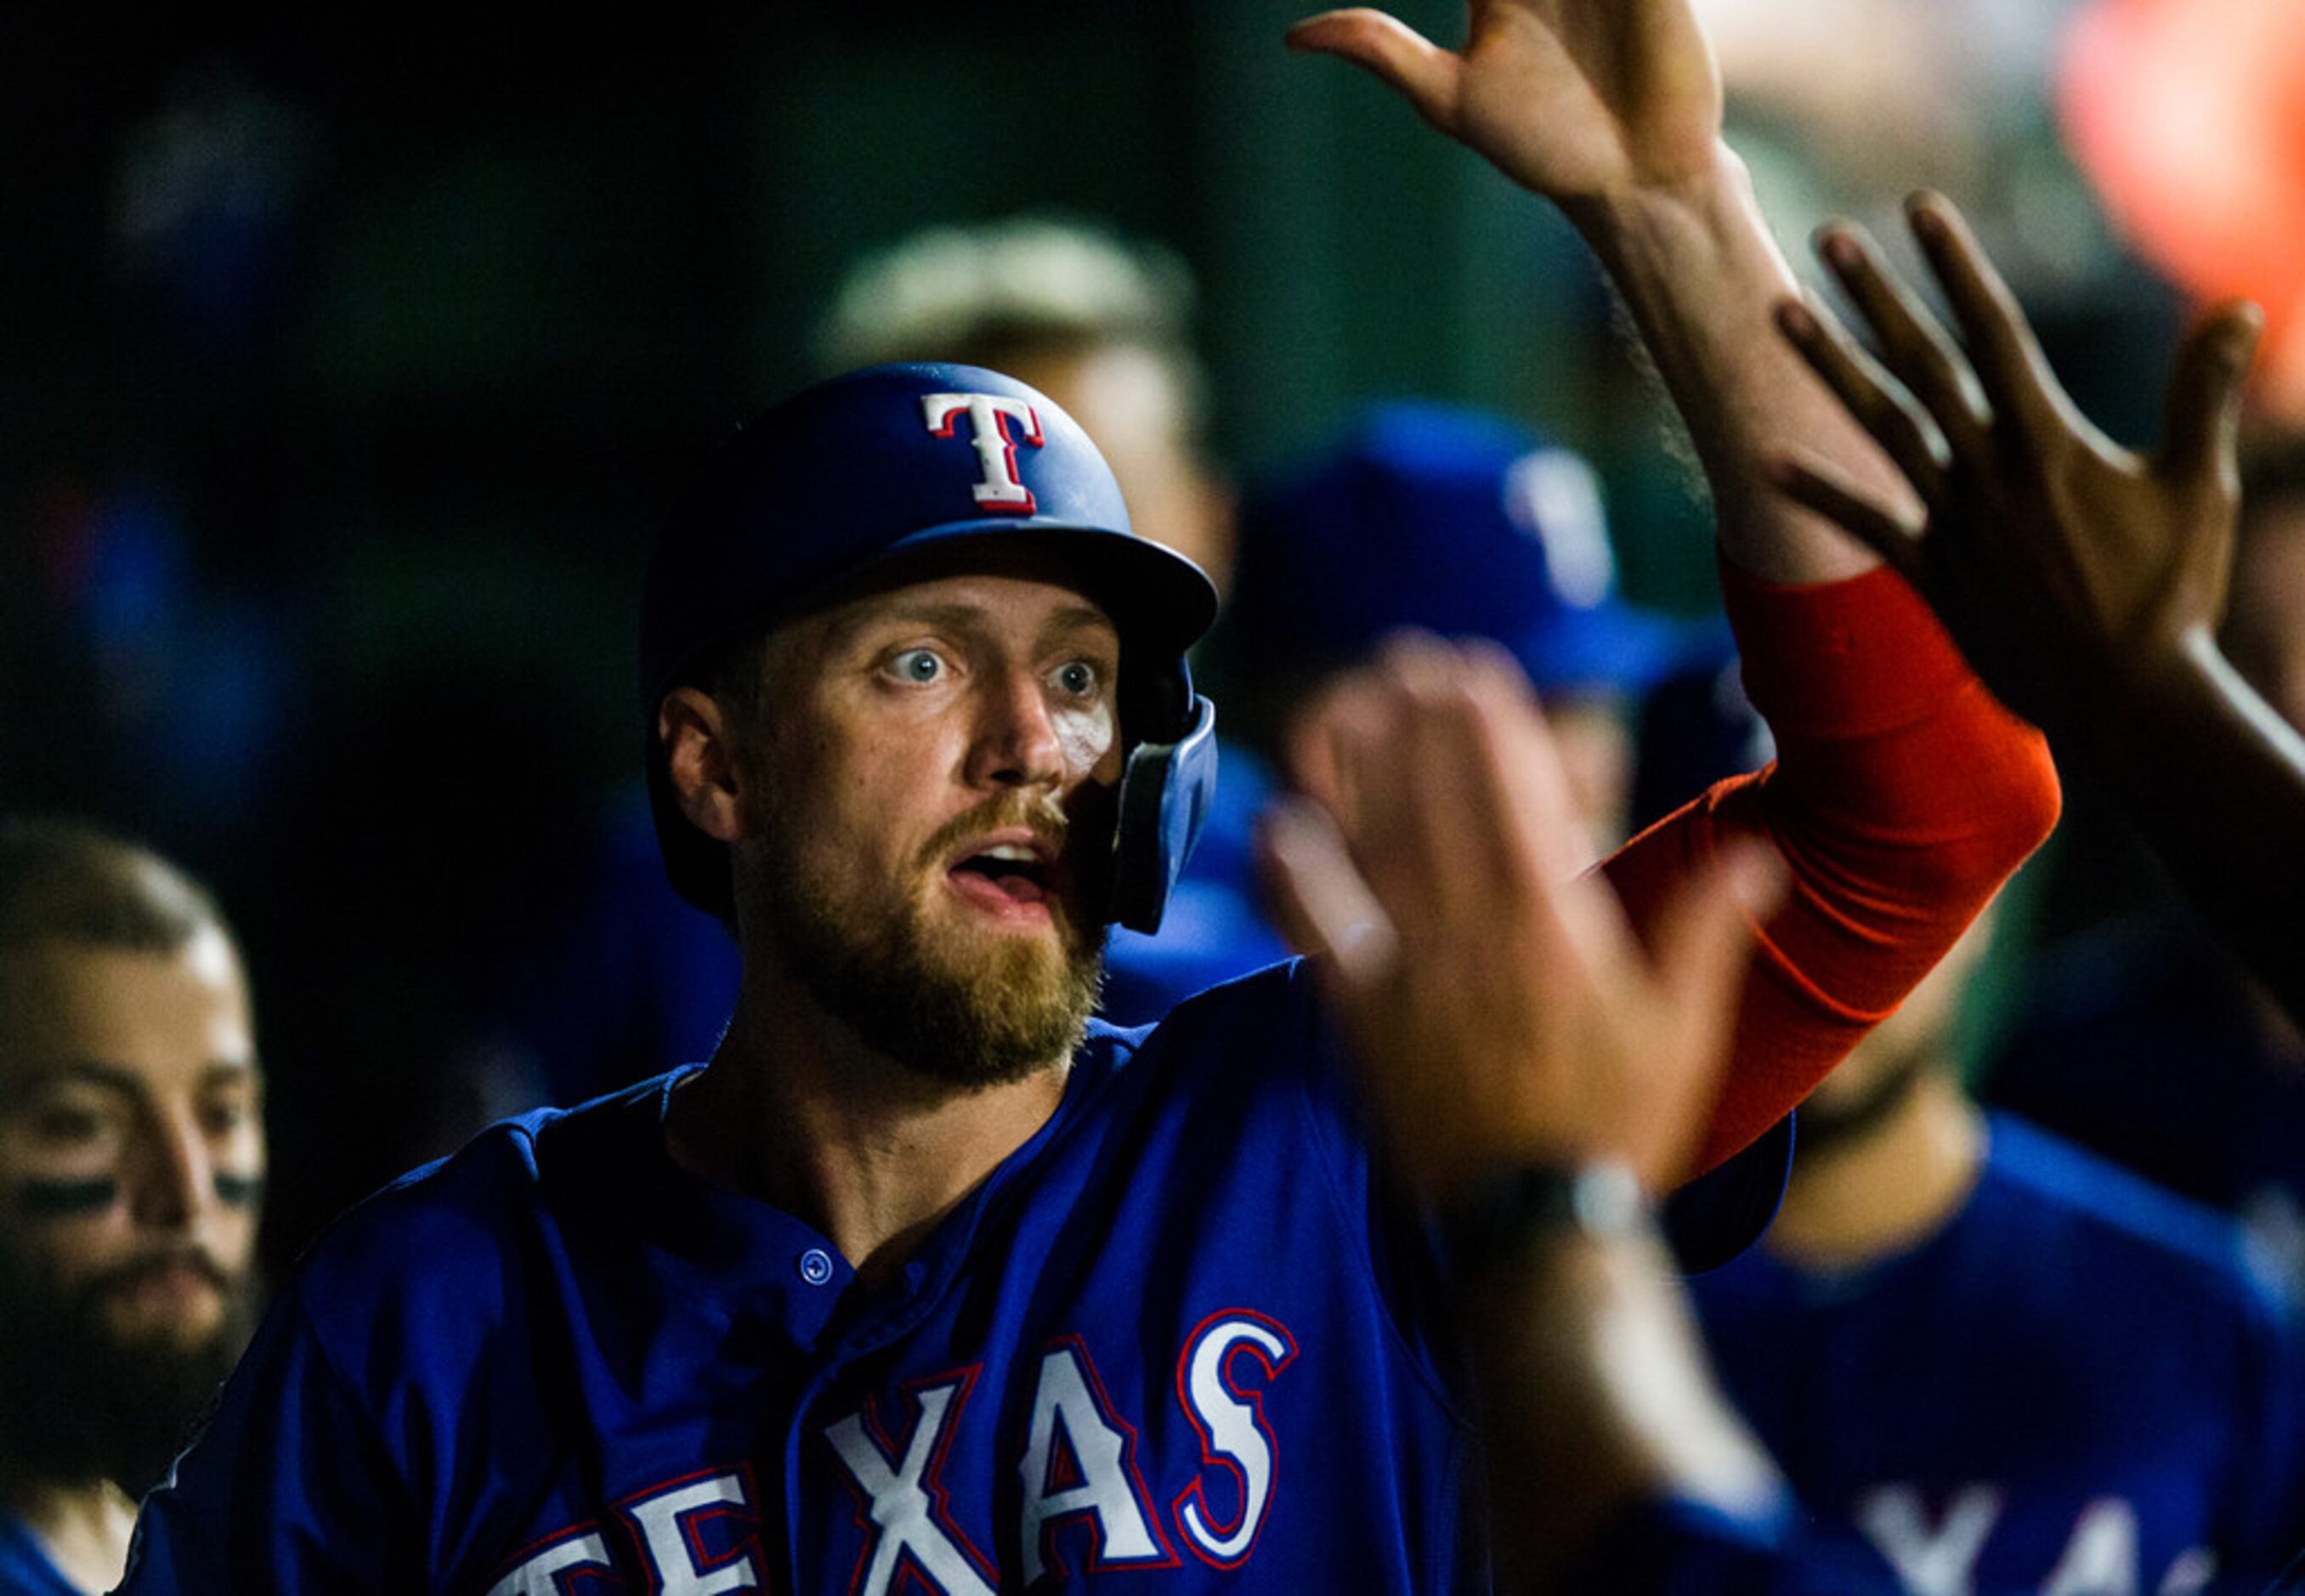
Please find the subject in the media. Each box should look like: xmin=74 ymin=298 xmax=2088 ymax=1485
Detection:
xmin=964 ymin=666 xmax=1068 ymax=792
xmin=127 ymin=1105 xmax=214 ymax=1231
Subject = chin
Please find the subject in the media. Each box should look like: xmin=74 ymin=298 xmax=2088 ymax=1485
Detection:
xmin=104 ymin=1288 xmax=227 ymax=1348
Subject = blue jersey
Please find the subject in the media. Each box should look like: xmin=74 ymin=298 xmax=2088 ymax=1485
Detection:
xmin=122 ymin=961 xmax=1784 ymax=1594
xmin=0 ymin=1514 xmax=76 ymax=1596
xmin=1691 ymin=1113 xmax=2305 ymax=1594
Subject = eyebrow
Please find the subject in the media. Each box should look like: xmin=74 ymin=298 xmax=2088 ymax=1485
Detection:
xmin=834 ymin=602 xmax=1120 ymax=650
xmin=4 ymin=1057 xmax=261 ymax=1105
xmin=1038 ymin=606 xmax=1122 ymax=655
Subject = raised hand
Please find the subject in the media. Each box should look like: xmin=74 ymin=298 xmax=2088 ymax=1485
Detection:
xmin=1285 ymin=0 xmax=1724 ymax=208
xmin=1770 ymin=191 xmax=2305 ymax=1027
xmin=1771 ymin=190 xmax=2263 ymax=738
xmin=1254 ymin=634 xmax=1781 ymax=1201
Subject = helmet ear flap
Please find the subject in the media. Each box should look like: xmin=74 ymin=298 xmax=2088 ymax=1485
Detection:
xmin=1108 ymin=694 xmax=1217 ymax=934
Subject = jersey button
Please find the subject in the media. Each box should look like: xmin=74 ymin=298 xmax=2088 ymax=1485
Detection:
xmin=796 ymin=1248 xmax=835 ymax=1287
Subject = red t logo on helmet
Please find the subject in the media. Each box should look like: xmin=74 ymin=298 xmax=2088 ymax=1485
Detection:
xmin=921 ymin=393 xmax=1045 ymax=513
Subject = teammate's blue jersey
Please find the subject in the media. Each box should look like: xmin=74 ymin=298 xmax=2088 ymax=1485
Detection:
xmin=1691 ymin=1112 xmax=2305 ymax=1594
xmin=0 ymin=1513 xmax=77 ymax=1596
xmin=121 ymin=960 xmax=1785 ymax=1593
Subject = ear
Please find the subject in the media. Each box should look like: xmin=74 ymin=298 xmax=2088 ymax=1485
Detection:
xmin=657 ymin=687 xmax=751 ymax=845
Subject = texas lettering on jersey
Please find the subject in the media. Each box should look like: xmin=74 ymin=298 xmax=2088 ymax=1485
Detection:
xmin=487 ymin=1313 xmax=1294 ymax=1594
xmin=1855 ymin=1485 xmax=2216 ymax=1596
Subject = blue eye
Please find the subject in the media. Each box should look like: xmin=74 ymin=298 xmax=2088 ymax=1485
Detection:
xmin=892 ymin=649 xmax=943 ymax=683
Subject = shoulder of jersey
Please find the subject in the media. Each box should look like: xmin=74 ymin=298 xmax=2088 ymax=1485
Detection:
xmin=1985 ymin=1111 xmax=2285 ymax=1303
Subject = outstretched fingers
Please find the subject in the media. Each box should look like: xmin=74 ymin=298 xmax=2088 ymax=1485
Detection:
xmin=1900 ymin=192 xmax=2069 ymax=444
xmin=1813 ymin=221 xmax=1995 ymax=478
xmin=2160 ymin=297 xmax=2264 ymax=498
xmin=1277 ymin=635 xmax=1654 ymax=975
xmin=1285 ymin=9 xmax=1464 ymax=132
xmin=1291 ymin=636 xmax=1572 ymax=944
xmin=1438 ymin=637 xmax=1601 ymax=889
xmin=1279 ymin=641 xmax=1457 ymax=942
xmin=1775 ymin=292 xmax=1951 ymax=508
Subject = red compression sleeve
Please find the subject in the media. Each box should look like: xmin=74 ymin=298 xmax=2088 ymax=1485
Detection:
xmin=1602 ymin=559 xmax=2061 ymax=1174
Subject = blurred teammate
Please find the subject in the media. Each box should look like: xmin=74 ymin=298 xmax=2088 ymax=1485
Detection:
xmin=1694 ymin=908 xmax=2305 ymax=1592
xmin=0 ymin=819 xmax=263 ymax=1595
xmin=818 ymin=212 xmax=1236 ymax=597
xmin=1984 ymin=442 xmax=2305 ymax=1245
xmin=1104 ymin=397 xmax=1716 ymax=1025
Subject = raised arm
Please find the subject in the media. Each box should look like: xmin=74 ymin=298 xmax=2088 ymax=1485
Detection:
xmin=1771 ymin=190 xmax=2305 ymax=1024
xmin=1289 ymin=3 xmax=2061 ymax=1171
xmin=1286 ymin=0 xmax=1910 ymax=582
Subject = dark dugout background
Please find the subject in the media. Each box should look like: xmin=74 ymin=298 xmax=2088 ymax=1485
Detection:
xmin=0 ymin=1 xmax=2181 ymax=1276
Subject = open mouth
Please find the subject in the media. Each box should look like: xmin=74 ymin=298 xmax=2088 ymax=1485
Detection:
xmin=950 ymin=843 xmax=1051 ymax=907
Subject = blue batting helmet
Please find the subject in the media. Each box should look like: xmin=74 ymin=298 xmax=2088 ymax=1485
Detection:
xmin=640 ymin=362 xmax=1220 ymax=934
xmin=1227 ymin=400 xmax=1692 ymax=697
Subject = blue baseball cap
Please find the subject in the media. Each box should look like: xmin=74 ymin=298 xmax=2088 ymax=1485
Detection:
xmin=1226 ymin=400 xmax=1692 ymax=696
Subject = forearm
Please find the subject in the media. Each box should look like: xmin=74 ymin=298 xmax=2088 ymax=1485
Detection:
xmin=1570 ymin=150 xmax=1910 ymax=582
xmin=2065 ymin=631 xmax=2305 ymax=1024
xmin=1458 ymin=1218 xmax=1783 ymax=1592
xmin=1604 ymin=563 xmax=2060 ymax=1169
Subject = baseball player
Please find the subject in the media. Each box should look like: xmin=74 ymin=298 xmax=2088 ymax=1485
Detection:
xmin=1693 ymin=908 xmax=2305 ymax=1593
xmin=120 ymin=1 xmax=2058 ymax=1588
xmin=1980 ymin=444 xmax=2305 ymax=1240
xmin=0 ymin=819 xmax=264 ymax=1596
xmin=485 ymin=212 xmax=1230 ymax=1117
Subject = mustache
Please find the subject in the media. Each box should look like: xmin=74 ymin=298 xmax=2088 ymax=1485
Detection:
xmin=916 ymin=795 xmax=1073 ymax=870
xmin=83 ymin=1246 xmax=233 ymax=1302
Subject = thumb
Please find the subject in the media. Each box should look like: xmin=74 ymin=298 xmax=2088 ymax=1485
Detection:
xmin=1285 ymin=9 xmax=1464 ymax=132
xmin=2161 ymin=299 xmax=2263 ymax=496
xmin=1649 ymin=840 xmax=1785 ymax=1068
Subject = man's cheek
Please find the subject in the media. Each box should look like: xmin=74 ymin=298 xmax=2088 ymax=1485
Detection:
xmin=12 ymin=1176 xmax=120 ymax=1220
xmin=1056 ymin=704 xmax=1120 ymax=778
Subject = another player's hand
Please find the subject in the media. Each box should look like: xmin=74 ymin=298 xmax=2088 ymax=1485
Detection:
xmin=1285 ymin=0 xmax=1724 ymax=209
xmin=1771 ymin=190 xmax=2263 ymax=737
xmin=1254 ymin=635 xmax=1781 ymax=1201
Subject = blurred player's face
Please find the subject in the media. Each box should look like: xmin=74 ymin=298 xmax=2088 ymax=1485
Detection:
xmin=739 ymin=573 xmax=1124 ymax=1086
xmin=0 ymin=928 xmax=263 ymax=1486
xmin=1001 ymin=342 xmax=1236 ymax=597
